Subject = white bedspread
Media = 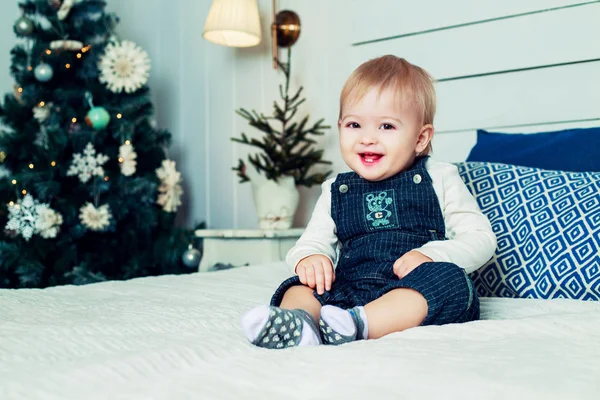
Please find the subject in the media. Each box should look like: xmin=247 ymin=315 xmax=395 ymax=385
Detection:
xmin=1 ymin=262 xmax=599 ymax=400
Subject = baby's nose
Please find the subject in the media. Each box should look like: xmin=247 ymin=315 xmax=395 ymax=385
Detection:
xmin=360 ymin=131 xmax=377 ymax=144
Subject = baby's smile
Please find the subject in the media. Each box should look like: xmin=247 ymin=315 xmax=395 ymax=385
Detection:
xmin=359 ymin=152 xmax=384 ymax=165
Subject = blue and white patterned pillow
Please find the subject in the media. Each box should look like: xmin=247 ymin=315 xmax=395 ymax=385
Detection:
xmin=456 ymin=162 xmax=600 ymax=300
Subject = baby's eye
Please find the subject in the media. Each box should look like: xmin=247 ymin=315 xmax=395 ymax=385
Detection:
xmin=345 ymin=122 xmax=360 ymax=129
xmin=379 ymin=123 xmax=395 ymax=130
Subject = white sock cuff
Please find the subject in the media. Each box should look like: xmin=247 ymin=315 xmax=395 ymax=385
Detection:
xmin=355 ymin=306 xmax=369 ymax=340
xmin=321 ymin=305 xmax=357 ymax=337
xmin=298 ymin=320 xmax=321 ymax=346
xmin=240 ymin=305 xmax=270 ymax=342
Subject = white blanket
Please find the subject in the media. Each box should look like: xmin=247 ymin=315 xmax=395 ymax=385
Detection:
xmin=1 ymin=262 xmax=599 ymax=400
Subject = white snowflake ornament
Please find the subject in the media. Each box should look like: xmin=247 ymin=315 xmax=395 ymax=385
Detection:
xmin=98 ymin=40 xmax=150 ymax=93
xmin=5 ymin=194 xmax=62 ymax=241
xmin=79 ymin=203 xmax=112 ymax=231
xmin=119 ymin=143 xmax=137 ymax=176
xmin=156 ymin=160 xmax=183 ymax=213
xmin=67 ymin=142 xmax=109 ymax=183
xmin=33 ymin=102 xmax=53 ymax=123
xmin=6 ymin=195 xmax=37 ymax=240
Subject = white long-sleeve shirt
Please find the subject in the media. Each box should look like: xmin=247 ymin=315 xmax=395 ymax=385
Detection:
xmin=286 ymin=159 xmax=497 ymax=275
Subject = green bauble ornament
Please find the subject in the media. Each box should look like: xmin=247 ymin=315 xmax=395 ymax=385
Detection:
xmin=14 ymin=16 xmax=34 ymax=36
xmin=182 ymin=245 xmax=202 ymax=268
xmin=85 ymin=106 xmax=111 ymax=130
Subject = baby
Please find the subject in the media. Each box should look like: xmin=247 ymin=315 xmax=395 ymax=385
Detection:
xmin=241 ymin=55 xmax=497 ymax=348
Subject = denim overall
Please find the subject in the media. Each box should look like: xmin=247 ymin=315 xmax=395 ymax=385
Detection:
xmin=272 ymin=157 xmax=479 ymax=326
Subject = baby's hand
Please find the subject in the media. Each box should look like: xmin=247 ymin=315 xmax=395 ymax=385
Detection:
xmin=393 ymin=250 xmax=433 ymax=279
xmin=295 ymin=254 xmax=335 ymax=295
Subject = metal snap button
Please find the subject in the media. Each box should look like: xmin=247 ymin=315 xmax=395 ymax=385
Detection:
xmin=413 ymin=174 xmax=422 ymax=184
xmin=339 ymin=184 xmax=349 ymax=193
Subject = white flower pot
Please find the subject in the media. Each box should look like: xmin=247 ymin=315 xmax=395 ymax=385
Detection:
xmin=252 ymin=176 xmax=299 ymax=230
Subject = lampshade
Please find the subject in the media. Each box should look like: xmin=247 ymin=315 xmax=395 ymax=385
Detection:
xmin=203 ymin=0 xmax=262 ymax=48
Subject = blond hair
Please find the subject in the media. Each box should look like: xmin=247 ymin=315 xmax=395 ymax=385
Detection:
xmin=339 ymin=55 xmax=436 ymax=154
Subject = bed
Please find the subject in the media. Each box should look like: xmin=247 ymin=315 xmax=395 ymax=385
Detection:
xmin=3 ymin=1 xmax=600 ymax=399
xmin=1 ymin=262 xmax=599 ymax=399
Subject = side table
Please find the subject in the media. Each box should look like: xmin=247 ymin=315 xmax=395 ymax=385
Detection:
xmin=194 ymin=228 xmax=304 ymax=272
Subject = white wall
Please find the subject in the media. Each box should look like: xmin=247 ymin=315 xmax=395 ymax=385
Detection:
xmin=0 ymin=3 xmax=20 ymax=96
xmin=205 ymin=0 xmax=600 ymax=230
xmin=106 ymin=0 xmax=211 ymax=228
xmin=1 ymin=0 xmax=599 ymax=231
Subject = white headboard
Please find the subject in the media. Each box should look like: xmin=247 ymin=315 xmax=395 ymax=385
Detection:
xmin=347 ymin=0 xmax=600 ymax=161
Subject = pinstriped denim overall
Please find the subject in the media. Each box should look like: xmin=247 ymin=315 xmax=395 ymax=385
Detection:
xmin=272 ymin=157 xmax=479 ymax=326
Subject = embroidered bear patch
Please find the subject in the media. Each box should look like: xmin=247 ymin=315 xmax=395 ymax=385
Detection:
xmin=364 ymin=190 xmax=398 ymax=229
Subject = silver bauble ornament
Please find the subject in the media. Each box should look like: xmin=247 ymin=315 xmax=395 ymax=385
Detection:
xmin=182 ymin=244 xmax=202 ymax=268
xmin=14 ymin=16 xmax=34 ymax=36
xmin=34 ymin=63 xmax=54 ymax=82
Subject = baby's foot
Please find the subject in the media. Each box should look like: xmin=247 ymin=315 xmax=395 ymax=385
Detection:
xmin=319 ymin=305 xmax=368 ymax=345
xmin=241 ymin=306 xmax=321 ymax=349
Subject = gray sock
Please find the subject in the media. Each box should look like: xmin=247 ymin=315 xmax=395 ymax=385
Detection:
xmin=319 ymin=305 xmax=368 ymax=345
xmin=241 ymin=306 xmax=321 ymax=349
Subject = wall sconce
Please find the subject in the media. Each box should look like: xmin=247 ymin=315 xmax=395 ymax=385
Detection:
xmin=271 ymin=1 xmax=301 ymax=69
xmin=203 ymin=0 xmax=301 ymax=70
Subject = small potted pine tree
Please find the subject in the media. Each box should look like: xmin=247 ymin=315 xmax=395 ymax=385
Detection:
xmin=232 ymin=50 xmax=332 ymax=229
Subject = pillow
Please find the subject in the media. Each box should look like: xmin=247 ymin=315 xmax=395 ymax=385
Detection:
xmin=466 ymin=127 xmax=600 ymax=172
xmin=456 ymin=161 xmax=600 ymax=300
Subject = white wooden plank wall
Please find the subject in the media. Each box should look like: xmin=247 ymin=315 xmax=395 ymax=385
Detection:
xmin=1 ymin=0 xmax=598 ymax=230
xmin=352 ymin=0 xmax=600 ymax=162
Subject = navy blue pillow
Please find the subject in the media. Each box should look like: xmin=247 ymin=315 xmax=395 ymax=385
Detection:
xmin=457 ymin=161 xmax=600 ymax=300
xmin=466 ymin=127 xmax=600 ymax=172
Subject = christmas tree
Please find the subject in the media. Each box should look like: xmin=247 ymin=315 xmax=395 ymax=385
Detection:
xmin=0 ymin=0 xmax=199 ymax=288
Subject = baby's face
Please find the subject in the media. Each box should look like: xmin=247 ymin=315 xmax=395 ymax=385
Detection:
xmin=338 ymin=87 xmax=431 ymax=181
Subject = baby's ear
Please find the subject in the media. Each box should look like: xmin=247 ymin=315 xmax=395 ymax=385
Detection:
xmin=415 ymin=124 xmax=434 ymax=153
xmin=337 ymin=119 xmax=342 ymax=129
